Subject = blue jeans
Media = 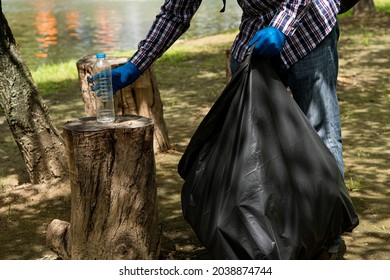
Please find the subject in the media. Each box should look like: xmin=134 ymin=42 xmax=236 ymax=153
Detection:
xmin=231 ymin=25 xmax=344 ymax=177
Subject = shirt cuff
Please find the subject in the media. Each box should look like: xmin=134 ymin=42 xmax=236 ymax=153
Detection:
xmin=129 ymin=50 xmax=153 ymax=73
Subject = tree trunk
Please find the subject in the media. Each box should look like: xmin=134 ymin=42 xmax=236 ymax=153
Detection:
xmin=226 ymin=49 xmax=232 ymax=84
xmin=353 ymin=0 xmax=376 ymax=15
xmin=76 ymin=55 xmax=170 ymax=154
xmin=0 ymin=2 xmax=67 ymax=184
xmin=47 ymin=116 xmax=160 ymax=259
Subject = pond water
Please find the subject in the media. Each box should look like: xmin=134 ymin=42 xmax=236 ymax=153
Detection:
xmin=3 ymin=0 xmax=242 ymax=69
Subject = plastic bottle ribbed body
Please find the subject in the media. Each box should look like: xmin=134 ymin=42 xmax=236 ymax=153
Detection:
xmin=92 ymin=53 xmax=115 ymax=123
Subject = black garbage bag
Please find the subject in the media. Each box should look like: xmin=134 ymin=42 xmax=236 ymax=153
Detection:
xmin=178 ymin=49 xmax=359 ymax=260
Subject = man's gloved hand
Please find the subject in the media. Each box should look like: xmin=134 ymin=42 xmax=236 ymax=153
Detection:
xmin=111 ymin=61 xmax=141 ymax=93
xmin=89 ymin=61 xmax=141 ymax=93
xmin=248 ymin=26 xmax=286 ymax=57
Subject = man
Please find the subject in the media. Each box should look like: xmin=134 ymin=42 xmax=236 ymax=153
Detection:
xmin=91 ymin=0 xmax=345 ymax=259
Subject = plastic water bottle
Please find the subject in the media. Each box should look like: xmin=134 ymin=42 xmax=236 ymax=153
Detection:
xmin=92 ymin=53 xmax=115 ymax=123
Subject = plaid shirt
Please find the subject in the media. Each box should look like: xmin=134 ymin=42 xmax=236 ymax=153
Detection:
xmin=130 ymin=0 xmax=340 ymax=72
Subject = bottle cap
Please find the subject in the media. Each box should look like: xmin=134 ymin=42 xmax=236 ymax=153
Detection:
xmin=96 ymin=53 xmax=106 ymax=59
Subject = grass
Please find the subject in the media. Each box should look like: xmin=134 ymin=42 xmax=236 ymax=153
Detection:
xmin=347 ymin=177 xmax=363 ymax=192
xmin=375 ymin=0 xmax=390 ymax=11
xmin=31 ymin=60 xmax=78 ymax=98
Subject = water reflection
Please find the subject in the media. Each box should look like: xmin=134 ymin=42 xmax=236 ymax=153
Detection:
xmin=3 ymin=0 xmax=241 ymax=69
xmin=94 ymin=6 xmax=125 ymax=53
xmin=34 ymin=10 xmax=58 ymax=58
xmin=66 ymin=11 xmax=80 ymax=39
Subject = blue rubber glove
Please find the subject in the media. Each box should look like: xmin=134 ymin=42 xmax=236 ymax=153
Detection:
xmin=248 ymin=26 xmax=285 ymax=57
xmin=89 ymin=61 xmax=141 ymax=93
xmin=111 ymin=61 xmax=141 ymax=93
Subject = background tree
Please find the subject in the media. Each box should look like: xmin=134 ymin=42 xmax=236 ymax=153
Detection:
xmin=354 ymin=0 xmax=376 ymax=15
xmin=0 ymin=1 xmax=67 ymax=184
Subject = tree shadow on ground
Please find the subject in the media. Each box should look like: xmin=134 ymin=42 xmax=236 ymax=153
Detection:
xmin=0 ymin=183 xmax=70 ymax=259
xmin=337 ymin=13 xmax=390 ymax=260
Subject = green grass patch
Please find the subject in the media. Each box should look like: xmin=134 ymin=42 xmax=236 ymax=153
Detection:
xmin=346 ymin=177 xmax=363 ymax=192
xmin=158 ymin=50 xmax=195 ymax=64
xmin=31 ymin=60 xmax=78 ymax=98
xmin=375 ymin=0 xmax=390 ymax=12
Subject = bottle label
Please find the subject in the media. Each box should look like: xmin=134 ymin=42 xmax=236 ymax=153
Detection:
xmin=95 ymin=71 xmax=113 ymax=99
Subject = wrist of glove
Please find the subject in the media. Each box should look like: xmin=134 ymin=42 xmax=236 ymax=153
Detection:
xmin=111 ymin=61 xmax=141 ymax=93
xmin=248 ymin=26 xmax=286 ymax=57
xmin=89 ymin=61 xmax=141 ymax=94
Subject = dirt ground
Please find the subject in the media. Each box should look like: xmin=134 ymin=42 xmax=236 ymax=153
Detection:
xmin=0 ymin=14 xmax=389 ymax=260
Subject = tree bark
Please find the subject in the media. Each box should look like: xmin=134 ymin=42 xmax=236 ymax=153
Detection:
xmin=46 ymin=219 xmax=71 ymax=260
xmin=353 ymin=0 xmax=376 ymax=15
xmin=226 ymin=49 xmax=232 ymax=84
xmin=47 ymin=116 xmax=160 ymax=259
xmin=0 ymin=2 xmax=67 ymax=184
xmin=76 ymin=55 xmax=170 ymax=154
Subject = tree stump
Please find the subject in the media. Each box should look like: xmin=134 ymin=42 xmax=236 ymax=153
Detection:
xmin=46 ymin=116 xmax=160 ymax=260
xmin=76 ymin=56 xmax=170 ymax=153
